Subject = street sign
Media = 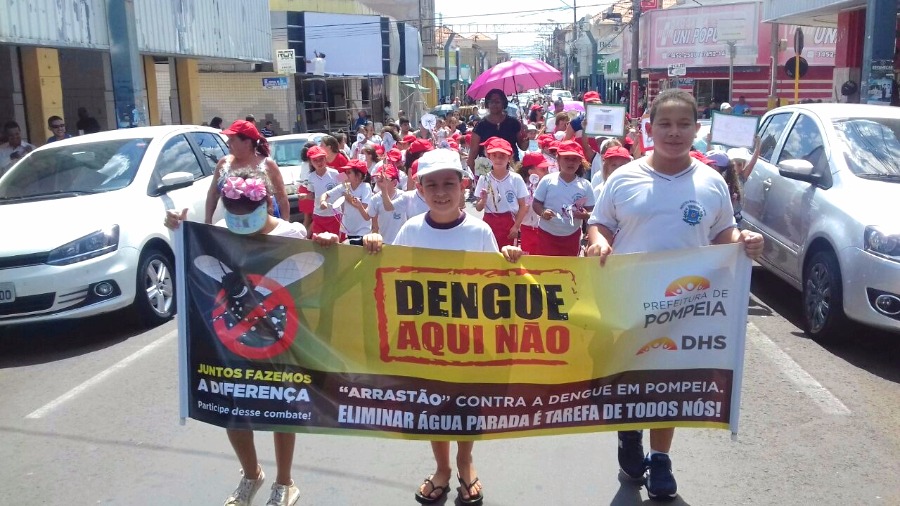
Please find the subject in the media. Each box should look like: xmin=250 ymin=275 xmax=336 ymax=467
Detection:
xmin=275 ymin=49 xmax=296 ymax=74
xmin=718 ymin=19 xmax=747 ymax=42
xmin=667 ymin=63 xmax=687 ymax=77
xmin=793 ymin=28 xmax=804 ymax=55
xmin=262 ymin=77 xmax=289 ymax=90
xmin=784 ymin=56 xmax=809 ymax=78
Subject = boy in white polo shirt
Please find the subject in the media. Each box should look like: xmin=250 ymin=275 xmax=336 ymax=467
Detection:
xmin=586 ymin=88 xmax=764 ymax=501
xmin=474 ymin=137 xmax=529 ymax=248
xmin=363 ymin=149 xmax=521 ymax=506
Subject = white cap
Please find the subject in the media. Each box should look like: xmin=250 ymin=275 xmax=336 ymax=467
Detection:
xmin=720 ymin=102 xmax=733 ymax=110
xmin=415 ymin=149 xmax=466 ymax=179
xmin=727 ymin=147 xmax=752 ymax=162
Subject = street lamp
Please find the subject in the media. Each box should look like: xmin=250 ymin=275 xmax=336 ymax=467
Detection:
xmin=454 ymin=46 xmax=461 ymax=101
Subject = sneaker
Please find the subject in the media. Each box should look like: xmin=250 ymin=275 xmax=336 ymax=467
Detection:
xmin=266 ymin=481 xmax=300 ymax=506
xmin=224 ymin=468 xmax=265 ymax=506
xmin=617 ymin=430 xmax=646 ymax=481
xmin=646 ymin=453 xmax=678 ymax=501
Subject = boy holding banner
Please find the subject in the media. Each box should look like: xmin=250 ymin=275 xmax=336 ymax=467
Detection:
xmin=363 ymin=149 xmax=522 ymax=506
xmin=585 ymin=89 xmax=764 ymax=500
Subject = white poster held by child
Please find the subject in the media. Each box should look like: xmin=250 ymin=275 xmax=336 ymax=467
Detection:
xmin=420 ymin=113 xmax=437 ymax=132
xmin=584 ymin=103 xmax=627 ymax=137
xmin=710 ymin=112 xmax=761 ymax=148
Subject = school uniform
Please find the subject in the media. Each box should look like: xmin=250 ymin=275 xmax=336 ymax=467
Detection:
xmin=532 ymin=172 xmax=595 ymax=256
xmin=308 ymin=168 xmax=342 ymax=236
xmin=474 ymin=171 xmax=529 ymax=248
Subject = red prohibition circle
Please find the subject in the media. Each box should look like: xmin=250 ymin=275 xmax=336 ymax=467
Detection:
xmin=211 ymin=274 xmax=299 ymax=359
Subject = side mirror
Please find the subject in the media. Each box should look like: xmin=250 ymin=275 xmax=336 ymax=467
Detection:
xmin=157 ymin=171 xmax=195 ymax=193
xmin=778 ymin=159 xmax=822 ymax=185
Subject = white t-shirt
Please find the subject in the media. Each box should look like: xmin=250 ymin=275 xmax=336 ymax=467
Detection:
xmin=323 ymin=182 xmax=372 ymax=236
xmin=588 ymin=159 xmax=736 ymax=254
xmin=533 ymin=172 xmax=595 ymax=236
xmin=393 ymin=213 xmax=499 ymax=253
xmin=474 ymin=171 xmax=529 ymax=214
xmin=590 ymin=170 xmax=605 ymax=201
xmin=368 ymin=190 xmax=407 ymax=245
xmin=521 ymin=175 xmax=544 ymax=228
xmin=0 ymin=141 xmax=36 ymax=173
xmin=589 ymin=153 xmax=603 ymax=181
xmin=214 ymin=218 xmax=307 ymax=239
xmin=308 ymin=168 xmax=342 ymax=217
xmin=391 ymin=189 xmax=430 ymax=218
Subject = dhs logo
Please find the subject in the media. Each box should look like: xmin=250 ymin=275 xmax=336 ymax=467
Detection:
xmin=636 ymin=335 xmax=726 ymax=355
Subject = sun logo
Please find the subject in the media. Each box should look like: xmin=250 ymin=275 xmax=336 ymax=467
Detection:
xmin=636 ymin=337 xmax=679 ymax=355
xmin=664 ymin=275 xmax=711 ymax=297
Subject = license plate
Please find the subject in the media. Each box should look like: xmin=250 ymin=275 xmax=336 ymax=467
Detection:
xmin=0 ymin=282 xmax=15 ymax=304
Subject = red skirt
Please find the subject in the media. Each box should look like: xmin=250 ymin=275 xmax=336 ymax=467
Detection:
xmin=297 ymin=186 xmax=314 ymax=215
xmin=519 ymin=225 xmax=540 ymax=255
xmin=533 ymin=228 xmax=581 ymax=257
xmin=311 ymin=214 xmax=344 ymax=241
xmin=482 ymin=212 xmax=516 ymax=248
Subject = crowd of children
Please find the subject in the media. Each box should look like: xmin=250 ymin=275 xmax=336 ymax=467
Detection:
xmin=168 ymin=87 xmax=765 ymax=505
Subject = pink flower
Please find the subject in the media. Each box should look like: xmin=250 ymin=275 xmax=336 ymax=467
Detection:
xmin=221 ymin=177 xmax=245 ymax=200
xmin=243 ymin=178 xmax=268 ymax=201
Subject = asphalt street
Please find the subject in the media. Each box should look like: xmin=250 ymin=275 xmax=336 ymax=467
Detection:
xmin=1 ymin=265 xmax=898 ymax=505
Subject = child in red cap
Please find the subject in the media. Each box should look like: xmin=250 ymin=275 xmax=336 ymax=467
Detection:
xmin=319 ymin=159 xmax=372 ymax=244
xmin=531 ymin=140 xmax=595 ymax=256
xmin=474 ymin=137 xmax=530 ymax=248
xmin=367 ymin=163 xmax=406 ymax=244
xmin=517 ymin=151 xmax=551 ymax=254
xmin=305 ymin=145 xmax=345 ymax=238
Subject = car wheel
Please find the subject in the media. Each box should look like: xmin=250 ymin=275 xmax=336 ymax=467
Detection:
xmin=802 ymin=251 xmax=847 ymax=342
xmin=134 ymin=249 xmax=175 ymax=326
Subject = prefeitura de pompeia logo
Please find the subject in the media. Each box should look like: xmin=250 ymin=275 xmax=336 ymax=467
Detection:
xmin=641 ymin=275 xmax=728 ymax=328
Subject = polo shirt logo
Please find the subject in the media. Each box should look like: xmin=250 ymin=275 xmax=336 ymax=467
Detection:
xmin=680 ymin=200 xmax=706 ymax=226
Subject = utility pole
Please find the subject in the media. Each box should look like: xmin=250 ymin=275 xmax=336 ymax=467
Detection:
xmin=572 ymin=0 xmax=577 ymax=92
xmin=443 ymin=32 xmax=455 ymax=104
xmin=629 ymin=0 xmax=641 ymax=117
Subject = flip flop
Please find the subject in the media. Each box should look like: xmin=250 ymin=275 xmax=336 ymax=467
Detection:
xmin=414 ymin=475 xmax=450 ymax=504
xmin=457 ymin=474 xmax=484 ymax=505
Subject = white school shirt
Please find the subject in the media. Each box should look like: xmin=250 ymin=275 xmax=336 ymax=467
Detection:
xmin=393 ymin=213 xmax=499 ymax=253
xmin=588 ymin=159 xmax=736 ymax=254
xmin=323 ymin=182 xmax=373 ymax=236
xmin=589 ymin=153 xmax=603 ymax=181
xmin=391 ymin=189 xmax=430 ymax=218
xmin=368 ymin=190 xmax=407 ymax=245
xmin=532 ymin=172 xmax=595 ymax=236
xmin=521 ymin=175 xmax=543 ymax=228
xmin=474 ymin=170 xmax=529 ymax=215
xmin=308 ymin=168 xmax=342 ymax=217
xmin=590 ymin=170 xmax=605 ymax=201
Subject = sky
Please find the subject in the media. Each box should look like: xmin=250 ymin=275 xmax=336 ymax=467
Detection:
xmin=433 ymin=0 xmax=618 ymax=58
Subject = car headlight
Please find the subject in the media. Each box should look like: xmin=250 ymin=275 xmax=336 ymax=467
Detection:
xmin=864 ymin=226 xmax=900 ymax=261
xmin=47 ymin=226 xmax=120 ymax=266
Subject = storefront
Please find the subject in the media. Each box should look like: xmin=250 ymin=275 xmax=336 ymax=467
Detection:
xmin=631 ymin=1 xmax=838 ymax=112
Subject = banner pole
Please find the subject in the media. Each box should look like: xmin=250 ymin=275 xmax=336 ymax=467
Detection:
xmin=176 ymin=224 xmax=189 ymax=425
xmin=729 ymin=248 xmax=753 ymax=440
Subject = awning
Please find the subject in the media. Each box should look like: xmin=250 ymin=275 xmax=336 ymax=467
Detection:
xmin=401 ymin=82 xmax=431 ymax=91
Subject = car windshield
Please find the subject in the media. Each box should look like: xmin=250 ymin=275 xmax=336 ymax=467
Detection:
xmin=553 ymin=90 xmax=573 ymax=100
xmin=833 ymin=117 xmax=900 ymax=177
xmin=270 ymin=139 xmax=309 ymax=167
xmin=0 ymin=138 xmax=151 ymax=201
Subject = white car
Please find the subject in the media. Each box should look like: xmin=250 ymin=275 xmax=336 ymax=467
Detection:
xmin=741 ymin=104 xmax=900 ymax=340
xmin=268 ymin=133 xmax=326 ymax=220
xmin=550 ymin=89 xmax=574 ymax=103
xmin=0 ymin=125 xmax=227 ymax=327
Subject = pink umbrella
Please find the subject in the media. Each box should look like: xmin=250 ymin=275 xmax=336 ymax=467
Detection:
xmin=563 ymin=101 xmax=585 ymax=113
xmin=467 ymin=59 xmax=562 ymax=99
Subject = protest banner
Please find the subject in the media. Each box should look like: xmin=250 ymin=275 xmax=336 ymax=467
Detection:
xmin=177 ymin=222 xmax=751 ymax=441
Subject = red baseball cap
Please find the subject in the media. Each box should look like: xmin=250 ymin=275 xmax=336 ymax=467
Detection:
xmin=376 ymin=163 xmax=399 ymax=180
xmin=521 ymin=152 xmax=550 ymax=169
xmin=689 ymin=150 xmax=713 ymax=166
xmin=386 ymin=148 xmax=402 ymax=163
xmin=341 ymin=158 xmax=369 ymax=174
xmin=307 ymin=145 xmax=326 ymax=159
xmin=556 ymin=140 xmax=584 ymax=159
xmin=402 ymin=134 xmax=417 ymax=144
xmin=583 ymin=91 xmax=602 ymax=103
xmin=547 ymin=140 xmax=560 ymax=152
xmin=538 ymin=134 xmax=554 ymax=149
xmin=408 ymin=138 xmax=433 ymax=154
xmin=530 ymin=104 xmax=543 ymax=111
xmin=222 ymin=120 xmax=262 ymax=141
xmin=409 ymin=159 xmax=420 ymax=178
xmin=603 ymin=146 xmax=632 ymax=161
xmin=463 ymin=133 xmax=472 ymax=144
xmin=448 ymin=141 xmax=459 ymax=151
xmin=374 ymin=145 xmax=385 ymax=155
xmin=480 ymin=137 xmax=513 ymax=155
xmin=451 ymin=132 xmax=461 ymax=141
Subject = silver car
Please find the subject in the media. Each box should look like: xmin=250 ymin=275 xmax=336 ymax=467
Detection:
xmin=741 ymin=104 xmax=900 ymax=341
